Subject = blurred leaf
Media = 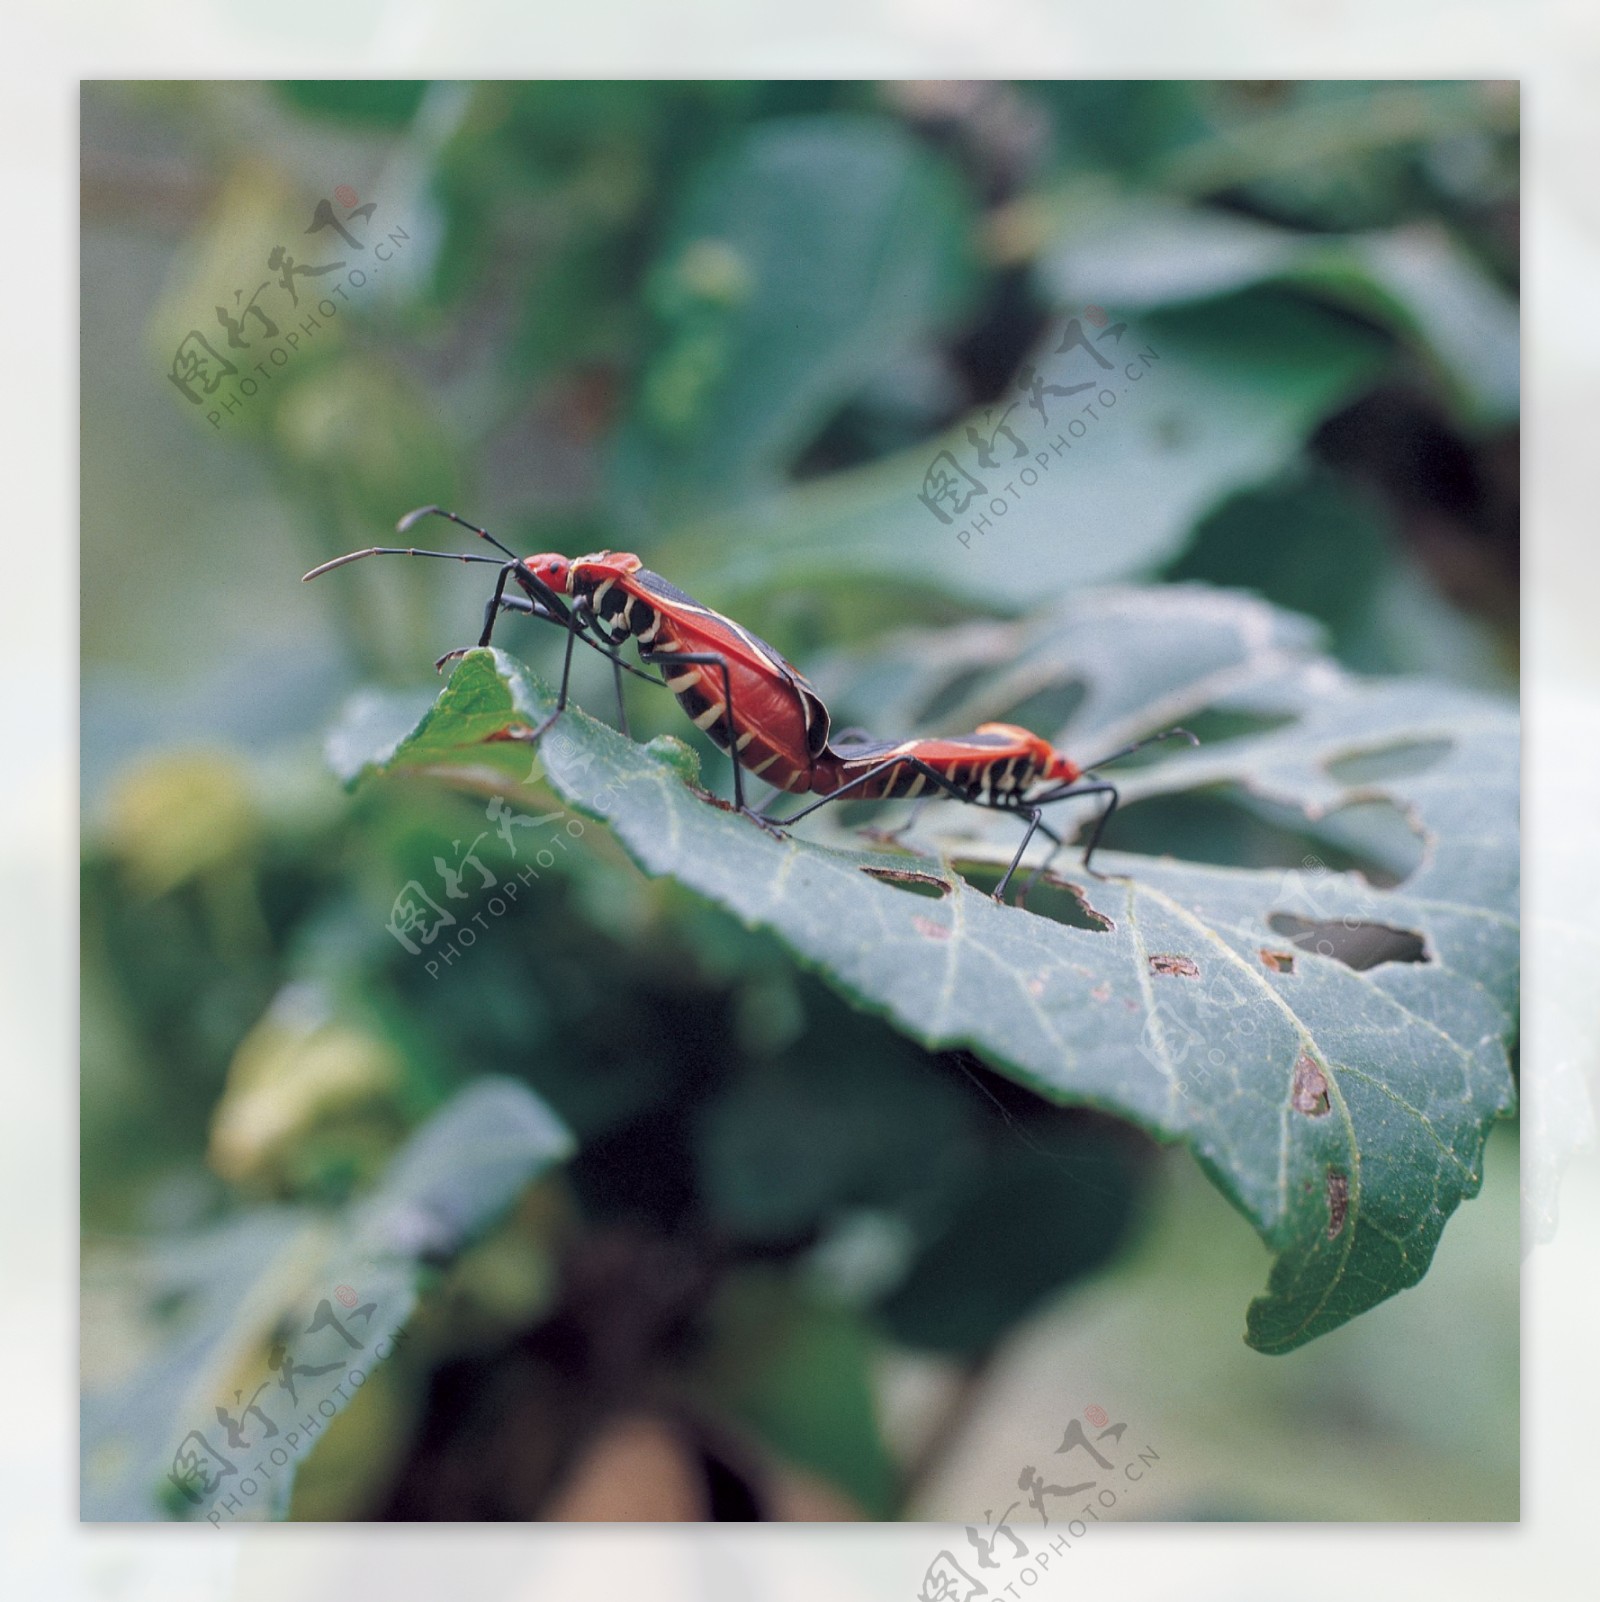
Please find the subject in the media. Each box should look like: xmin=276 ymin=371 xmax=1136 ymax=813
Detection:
xmin=274 ymin=358 xmax=459 ymax=526
xmin=879 ymin=1124 xmax=1142 ymax=1355
xmin=660 ymin=292 xmax=1386 ymax=608
xmin=104 ymin=750 xmax=258 ymax=897
xmin=697 ymin=1271 xmax=895 ymax=1516
xmin=611 ymin=115 xmax=978 ymax=527
xmin=1031 ymin=81 xmax=1213 ymax=176
xmin=340 ymin=619 xmax=1515 ymax=1351
xmin=81 ymin=1078 xmax=573 ymax=1521
xmin=695 ymin=1014 xmax=979 ymax=1244
xmin=1040 ymin=195 xmax=1518 ymax=428
xmin=149 ymin=161 xmax=313 ymax=443
xmin=1167 ymin=466 xmax=1393 ymax=656
xmin=207 ymin=980 xmax=402 ymax=1187
xmin=275 ymin=81 xmax=429 ymax=126
xmin=1152 ymin=81 xmax=1516 ymax=219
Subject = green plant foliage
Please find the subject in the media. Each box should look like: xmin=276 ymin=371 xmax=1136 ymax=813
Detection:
xmin=85 ymin=76 xmax=1520 ymax=1519
xmin=81 ymin=1079 xmax=572 ymax=1521
xmin=1039 ymin=193 xmax=1518 ymax=429
xmin=339 ymin=598 xmax=1516 ymax=1353
xmin=611 ymin=114 xmax=979 ymax=527
xmin=657 ymin=292 xmax=1388 ymax=607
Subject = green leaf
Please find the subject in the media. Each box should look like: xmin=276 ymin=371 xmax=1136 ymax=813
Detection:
xmin=694 ymin=1270 xmax=897 ymax=1517
xmin=81 ymin=1078 xmax=573 ymax=1521
xmin=657 ymin=292 xmax=1386 ymax=608
xmin=695 ymin=1012 xmax=981 ymax=1245
xmin=878 ymin=1123 xmax=1143 ymax=1356
xmin=1039 ymin=194 xmax=1518 ymax=429
xmin=610 ymin=114 xmax=977 ymax=527
xmin=339 ymin=600 xmax=1515 ymax=1352
xmin=275 ymin=81 xmax=429 ymax=125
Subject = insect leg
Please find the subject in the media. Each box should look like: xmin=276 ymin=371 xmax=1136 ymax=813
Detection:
xmin=518 ymin=620 xmax=582 ymax=742
xmin=612 ymin=658 xmax=629 ymax=738
xmin=876 ymin=794 xmax=935 ymax=843
xmin=1011 ymin=816 xmax=1071 ymax=906
xmin=1025 ymin=780 xmax=1122 ymax=877
xmin=640 ymin=649 xmax=764 ymax=820
xmin=771 ymin=757 xmax=972 ymax=825
xmin=993 ymin=807 xmax=1046 ymax=904
xmin=434 ymin=561 xmax=520 ymax=671
xmin=1074 ymin=782 xmax=1121 ymax=875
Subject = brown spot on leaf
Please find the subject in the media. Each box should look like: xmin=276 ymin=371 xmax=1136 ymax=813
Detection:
xmin=1292 ymin=1053 xmax=1331 ymax=1116
xmin=912 ymin=915 xmax=951 ymax=942
xmin=1326 ymin=1169 xmax=1350 ymax=1238
xmin=1149 ymin=954 xmax=1200 ymax=978
xmin=689 ymin=784 xmax=736 ymax=813
xmin=486 ymin=723 xmax=537 ymax=743
xmin=1260 ymin=948 xmax=1296 ymax=974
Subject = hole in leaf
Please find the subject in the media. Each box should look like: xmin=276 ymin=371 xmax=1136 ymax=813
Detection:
xmin=1267 ymin=913 xmax=1428 ymax=971
xmin=1260 ymin=948 xmax=1297 ymax=974
xmin=992 ymin=679 xmax=1088 ymax=737
xmin=1326 ymin=1168 xmax=1350 ymax=1237
xmin=1021 ymin=875 xmax=1114 ymax=932
xmin=917 ymin=666 xmax=996 ymax=725
xmin=943 ymin=862 xmax=1114 ymax=929
xmin=1291 ymin=1052 xmax=1331 ymax=1116
xmin=859 ymin=866 xmax=951 ymax=899
xmin=1151 ymin=706 xmax=1298 ymax=749
xmin=1094 ymin=786 xmax=1417 ymax=884
xmin=1148 ymin=953 xmax=1199 ymax=978
xmin=1312 ymin=798 xmax=1426 ymax=887
xmin=1326 ymin=738 xmax=1453 ymax=785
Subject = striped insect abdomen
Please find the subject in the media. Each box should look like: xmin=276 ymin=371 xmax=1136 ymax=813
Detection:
xmin=584 ymin=565 xmax=830 ymax=794
xmin=816 ymin=732 xmax=1047 ymax=802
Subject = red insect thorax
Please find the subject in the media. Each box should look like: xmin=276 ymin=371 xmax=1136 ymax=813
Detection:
xmin=522 ymin=550 xmax=643 ymax=596
xmin=972 ymin=723 xmax=1081 ymax=786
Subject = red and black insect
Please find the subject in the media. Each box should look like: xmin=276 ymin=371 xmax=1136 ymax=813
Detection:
xmin=777 ymin=722 xmax=1198 ymax=902
xmin=303 ymin=505 xmax=835 ymax=816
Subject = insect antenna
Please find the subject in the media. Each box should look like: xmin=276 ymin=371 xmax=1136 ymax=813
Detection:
xmin=301 ymin=546 xmax=509 ymax=582
xmin=1080 ymin=726 xmax=1199 ymax=774
xmin=396 ymin=504 xmax=522 ymax=564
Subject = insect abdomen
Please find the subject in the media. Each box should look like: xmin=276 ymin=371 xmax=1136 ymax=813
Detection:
xmin=587 ymin=575 xmax=658 ymax=646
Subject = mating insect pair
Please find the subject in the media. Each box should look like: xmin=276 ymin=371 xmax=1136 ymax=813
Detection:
xmin=304 ymin=506 xmax=1196 ymax=902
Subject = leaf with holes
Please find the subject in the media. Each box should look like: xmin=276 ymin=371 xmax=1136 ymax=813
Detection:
xmin=333 ymin=589 xmax=1516 ymax=1353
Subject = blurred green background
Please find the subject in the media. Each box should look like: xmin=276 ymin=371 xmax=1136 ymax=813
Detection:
xmin=81 ymin=79 xmax=1518 ymax=1522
